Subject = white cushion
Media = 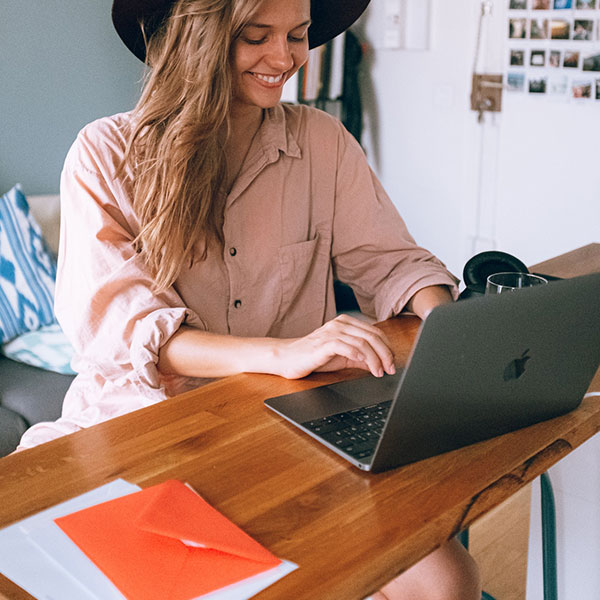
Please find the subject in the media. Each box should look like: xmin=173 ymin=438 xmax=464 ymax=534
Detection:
xmin=28 ymin=194 xmax=60 ymax=256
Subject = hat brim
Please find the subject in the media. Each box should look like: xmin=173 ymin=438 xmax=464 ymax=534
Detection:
xmin=308 ymin=0 xmax=369 ymax=49
xmin=112 ymin=0 xmax=370 ymax=63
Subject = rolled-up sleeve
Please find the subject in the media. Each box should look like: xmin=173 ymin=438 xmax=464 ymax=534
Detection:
xmin=330 ymin=122 xmax=458 ymax=320
xmin=56 ymin=126 xmax=204 ymax=389
xmin=18 ymin=118 xmax=205 ymax=449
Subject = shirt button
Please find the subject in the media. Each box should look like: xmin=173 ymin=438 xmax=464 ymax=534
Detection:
xmin=234 ymin=299 xmax=242 ymax=309
xmin=229 ymin=247 xmax=237 ymax=256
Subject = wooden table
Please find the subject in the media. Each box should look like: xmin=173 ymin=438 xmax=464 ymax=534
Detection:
xmin=0 ymin=244 xmax=599 ymax=600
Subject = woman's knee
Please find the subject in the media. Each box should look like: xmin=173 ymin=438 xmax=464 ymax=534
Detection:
xmin=435 ymin=539 xmax=482 ymax=600
xmin=379 ymin=539 xmax=482 ymax=600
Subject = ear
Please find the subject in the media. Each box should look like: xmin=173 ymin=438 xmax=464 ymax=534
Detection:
xmin=461 ymin=251 xmax=529 ymax=298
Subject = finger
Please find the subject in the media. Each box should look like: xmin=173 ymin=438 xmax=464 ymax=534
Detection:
xmin=329 ymin=321 xmax=395 ymax=374
xmin=314 ymin=354 xmax=369 ymax=374
xmin=340 ymin=331 xmax=394 ymax=376
xmin=319 ymin=338 xmax=368 ymax=369
xmin=331 ymin=315 xmax=395 ymax=356
xmin=334 ymin=314 xmax=391 ymax=338
xmin=335 ymin=333 xmax=391 ymax=377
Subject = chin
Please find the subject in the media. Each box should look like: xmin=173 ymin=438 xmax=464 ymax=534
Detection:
xmin=258 ymin=97 xmax=283 ymax=109
xmin=238 ymin=92 xmax=284 ymax=111
xmin=237 ymin=73 xmax=294 ymax=110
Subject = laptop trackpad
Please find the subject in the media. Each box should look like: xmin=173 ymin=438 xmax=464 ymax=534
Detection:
xmin=265 ymin=371 xmax=403 ymax=423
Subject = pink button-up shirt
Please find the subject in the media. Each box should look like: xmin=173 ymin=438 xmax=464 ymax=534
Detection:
xmin=18 ymin=103 xmax=458 ymax=449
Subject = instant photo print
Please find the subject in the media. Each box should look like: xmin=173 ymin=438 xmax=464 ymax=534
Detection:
xmin=529 ymin=76 xmax=548 ymax=93
xmin=550 ymin=19 xmax=570 ymax=39
xmin=549 ymin=50 xmax=562 ymax=67
xmin=507 ymin=72 xmax=527 ymax=91
xmin=583 ymin=53 xmax=600 ymax=71
xmin=530 ymin=18 xmax=549 ymax=39
xmin=572 ymin=80 xmax=593 ymax=97
xmin=510 ymin=18 xmax=528 ymax=38
xmin=510 ymin=49 xmax=526 ymax=66
xmin=563 ymin=51 xmax=580 ymax=68
xmin=573 ymin=20 xmax=594 ymax=40
xmin=531 ymin=49 xmax=547 ymax=66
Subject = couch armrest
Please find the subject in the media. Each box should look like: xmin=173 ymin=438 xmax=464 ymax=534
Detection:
xmin=0 ymin=406 xmax=28 ymax=456
xmin=0 ymin=356 xmax=73 ymax=427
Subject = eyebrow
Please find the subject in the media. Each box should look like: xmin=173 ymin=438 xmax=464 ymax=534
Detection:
xmin=245 ymin=19 xmax=312 ymax=31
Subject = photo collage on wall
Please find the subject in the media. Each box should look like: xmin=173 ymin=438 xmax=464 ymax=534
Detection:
xmin=507 ymin=0 xmax=600 ymax=101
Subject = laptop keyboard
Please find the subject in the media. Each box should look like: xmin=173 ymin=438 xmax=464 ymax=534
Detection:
xmin=301 ymin=400 xmax=392 ymax=461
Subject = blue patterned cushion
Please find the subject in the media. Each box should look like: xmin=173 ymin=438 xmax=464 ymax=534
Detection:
xmin=0 ymin=185 xmax=57 ymax=344
xmin=2 ymin=323 xmax=76 ymax=375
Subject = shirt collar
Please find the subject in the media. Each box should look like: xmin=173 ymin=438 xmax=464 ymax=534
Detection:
xmin=225 ymin=104 xmax=302 ymax=207
xmin=259 ymin=104 xmax=302 ymax=160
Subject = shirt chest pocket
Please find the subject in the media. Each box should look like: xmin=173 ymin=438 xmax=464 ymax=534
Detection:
xmin=277 ymin=232 xmax=331 ymax=328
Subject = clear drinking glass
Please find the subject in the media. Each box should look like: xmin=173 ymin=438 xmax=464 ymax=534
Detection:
xmin=485 ymin=272 xmax=548 ymax=295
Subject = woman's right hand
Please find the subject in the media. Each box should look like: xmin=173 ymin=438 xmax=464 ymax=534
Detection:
xmin=273 ymin=314 xmax=396 ymax=380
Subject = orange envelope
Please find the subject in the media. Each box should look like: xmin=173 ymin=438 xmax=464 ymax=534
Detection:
xmin=55 ymin=480 xmax=282 ymax=600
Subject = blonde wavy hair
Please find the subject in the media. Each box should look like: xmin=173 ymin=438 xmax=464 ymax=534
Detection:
xmin=122 ymin=0 xmax=261 ymax=291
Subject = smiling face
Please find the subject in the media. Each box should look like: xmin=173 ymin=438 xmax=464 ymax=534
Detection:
xmin=231 ymin=0 xmax=311 ymax=114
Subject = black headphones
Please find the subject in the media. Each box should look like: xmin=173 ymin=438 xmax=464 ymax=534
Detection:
xmin=459 ymin=250 xmax=558 ymax=300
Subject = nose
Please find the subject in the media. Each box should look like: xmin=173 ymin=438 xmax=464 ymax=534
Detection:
xmin=265 ymin=37 xmax=294 ymax=72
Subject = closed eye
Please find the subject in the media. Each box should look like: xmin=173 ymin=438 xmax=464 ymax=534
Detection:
xmin=240 ymin=19 xmax=310 ymax=46
xmin=289 ymin=24 xmax=310 ymax=43
xmin=242 ymin=33 xmax=307 ymax=45
xmin=242 ymin=36 xmax=267 ymax=45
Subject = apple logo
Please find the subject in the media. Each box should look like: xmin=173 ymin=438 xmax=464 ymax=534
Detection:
xmin=504 ymin=349 xmax=531 ymax=381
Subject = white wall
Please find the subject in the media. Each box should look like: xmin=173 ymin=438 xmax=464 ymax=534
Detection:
xmin=358 ymin=0 xmax=599 ymax=276
xmin=358 ymin=1 xmax=599 ymax=598
xmin=359 ymin=0 xmax=478 ymax=277
xmin=496 ymin=98 xmax=600 ymax=266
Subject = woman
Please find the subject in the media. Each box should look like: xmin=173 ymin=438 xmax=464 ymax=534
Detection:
xmin=19 ymin=0 xmax=480 ymax=597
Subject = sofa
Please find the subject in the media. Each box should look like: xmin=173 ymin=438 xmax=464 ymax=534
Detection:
xmin=0 ymin=193 xmax=75 ymax=456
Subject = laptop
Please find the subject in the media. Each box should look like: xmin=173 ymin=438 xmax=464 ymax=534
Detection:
xmin=265 ymin=273 xmax=600 ymax=473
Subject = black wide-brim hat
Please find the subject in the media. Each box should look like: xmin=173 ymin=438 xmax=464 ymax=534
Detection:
xmin=112 ymin=0 xmax=370 ymax=62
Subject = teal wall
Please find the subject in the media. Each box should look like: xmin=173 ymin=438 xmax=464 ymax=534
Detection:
xmin=0 ymin=1 xmax=143 ymax=194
